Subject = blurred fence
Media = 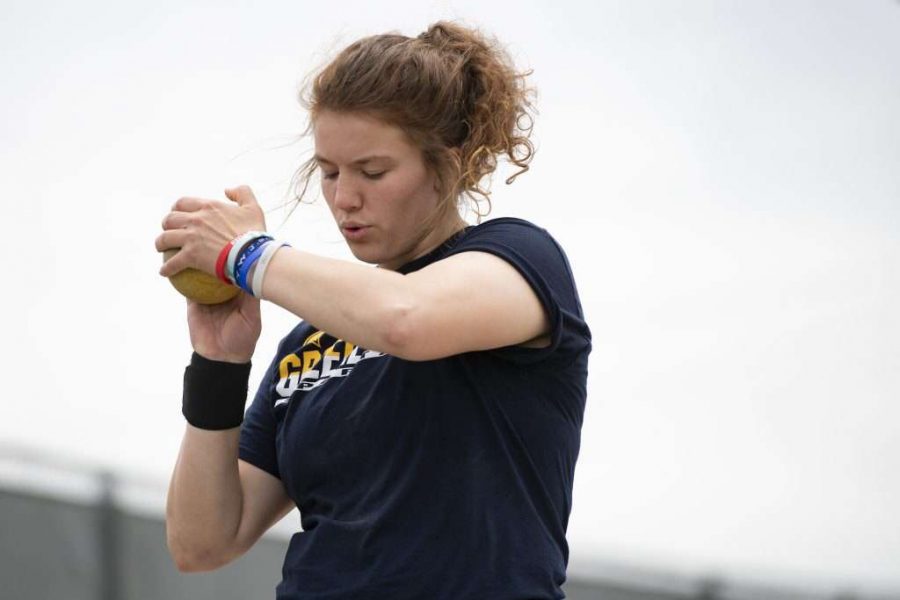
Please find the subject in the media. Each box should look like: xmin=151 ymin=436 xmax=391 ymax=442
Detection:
xmin=1 ymin=445 xmax=896 ymax=600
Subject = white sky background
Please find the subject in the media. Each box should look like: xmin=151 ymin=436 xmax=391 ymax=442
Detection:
xmin=2 ymin=0 xmax=899 ymax=593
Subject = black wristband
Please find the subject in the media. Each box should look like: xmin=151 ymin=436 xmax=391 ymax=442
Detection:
xmin=182 ymin=352 xmax=252 ymax=430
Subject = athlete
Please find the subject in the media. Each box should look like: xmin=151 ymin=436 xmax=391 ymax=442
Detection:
xmin=157 ymin=21 xmax=591 ymax=599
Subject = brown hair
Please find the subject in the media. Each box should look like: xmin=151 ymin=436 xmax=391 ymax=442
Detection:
xmin=291 ymin=21 xmax=535 ymax=219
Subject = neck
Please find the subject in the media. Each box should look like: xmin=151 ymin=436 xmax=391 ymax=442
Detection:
xmin=379 ymin=212 xmax=468 ymax=271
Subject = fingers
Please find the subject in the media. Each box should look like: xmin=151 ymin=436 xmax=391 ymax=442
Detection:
xmin=170 ymin=196 xmax=210 ymax=212
xmin=158 ymin=187 xmax=263 ymax=278
xmin=161 ymin=210 xmax=194 ymax=230
xmin=174 ymin=187 xmax=257 ymax=211
xmin=155 ymin=228 xmax=189 ymax=253
xmin=224 ymin=185 xmax=258 ymax=207
xmin=159 ymin=245 xmax=192 ymax=277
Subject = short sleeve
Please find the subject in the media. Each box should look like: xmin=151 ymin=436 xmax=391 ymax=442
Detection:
xmin=445 ymin=218 xmax=591 ymax=363
xmin=238 ymin=351 xmax=282 ymax=479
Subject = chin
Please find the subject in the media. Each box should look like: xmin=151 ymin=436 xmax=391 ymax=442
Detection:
xmin=347 ymin=243 xmax=385 ymax=265
xmin=346 ymin=237 xmax=414 ymax=270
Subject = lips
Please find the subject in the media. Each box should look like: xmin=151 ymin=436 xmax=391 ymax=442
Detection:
xmin=340 ymin=223 xmax=370 ymax=241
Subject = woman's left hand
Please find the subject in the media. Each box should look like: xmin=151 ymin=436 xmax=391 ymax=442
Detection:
xmin=156 ymin=185 xmax=266 ymax=277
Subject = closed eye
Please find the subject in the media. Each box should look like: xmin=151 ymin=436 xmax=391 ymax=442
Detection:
xmin=363 ymin=171 xmax=386 ymax=180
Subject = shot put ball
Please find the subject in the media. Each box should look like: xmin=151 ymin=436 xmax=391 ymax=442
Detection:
xmin=163 ymin=248 xmax=239 ymax=305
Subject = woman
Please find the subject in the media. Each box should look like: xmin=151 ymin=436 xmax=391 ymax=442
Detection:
xmin=158 ymin=21 xmax=591 ymax=599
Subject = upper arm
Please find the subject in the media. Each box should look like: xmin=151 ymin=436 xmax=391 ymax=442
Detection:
xmin=396 ymin=250 xmax=550 ymax=361
xmin=231 ymin=459 xmax=294 ymax=557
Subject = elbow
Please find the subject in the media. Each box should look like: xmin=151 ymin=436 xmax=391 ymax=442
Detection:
xmin=170 ymin=553 xmax=209 ymax=574
xmin=166 ymin=529 xmax=233 ymax=573
xmin=382 ymin=305 xmax=447 ymax=362
xmin=168 ymin=544 xmax=229 ymax=574
xmin=380 ymin=302 xmax=432 ymax=362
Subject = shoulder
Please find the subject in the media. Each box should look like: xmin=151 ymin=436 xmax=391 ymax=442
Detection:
xmin=447 ymin=215 xmax=586 ymax=322
xmin=464 ymin=216 xmax=552 ymax=238
xmin=453 ymin=217 xmax=568 ymax=259
xmin=449 ymin=217 xmax=575 ymax=282
xmin=441 ymin=217 xmax=591 ymax=361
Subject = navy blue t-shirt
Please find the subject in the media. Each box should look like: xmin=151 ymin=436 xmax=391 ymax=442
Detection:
xmin=239 ymin=217 xmax=592 ymax=599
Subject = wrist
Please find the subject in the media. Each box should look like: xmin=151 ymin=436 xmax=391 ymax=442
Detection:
xmin=182 ymin=352 xmax=252 ymax=430
xmin=192 ymin=347 xmax=254 ymax=365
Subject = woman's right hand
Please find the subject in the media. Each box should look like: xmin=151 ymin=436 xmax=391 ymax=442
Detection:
xmin=186 ymin=291 xmax=261 ymax=364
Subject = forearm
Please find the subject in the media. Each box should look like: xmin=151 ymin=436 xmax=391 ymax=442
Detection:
xmin=166 ymin=425 xmax=243 ymax=571
xmin=261 ymin=248 xmax=415 ymax=355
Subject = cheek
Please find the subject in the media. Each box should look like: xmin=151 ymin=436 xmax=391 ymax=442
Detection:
xmin=392 ymin=189 xmax=431 ymax=225
xmin=396 ymin=170 xmax=439 ymax=209
xmin=321 ymin=183 xmax=337 ymax=211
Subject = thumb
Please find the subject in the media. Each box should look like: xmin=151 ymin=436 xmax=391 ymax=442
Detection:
xmin=224 ymin=185 xmax=258 ymax=207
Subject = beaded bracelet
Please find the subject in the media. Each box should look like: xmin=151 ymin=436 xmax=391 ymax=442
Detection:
xmin=251 ymin=240 xmax=291 ymax=298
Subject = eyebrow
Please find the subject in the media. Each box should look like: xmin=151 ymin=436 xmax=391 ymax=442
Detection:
xmin=314 ymin=154 xmax=394 ymax=166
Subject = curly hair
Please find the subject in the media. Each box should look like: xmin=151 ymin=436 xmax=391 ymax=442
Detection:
xmin=291 ymin=21 xmax=535 ymax=219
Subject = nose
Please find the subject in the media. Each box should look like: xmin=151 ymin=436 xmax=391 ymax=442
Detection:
xmin=331 ymin=174 xmax=362 ymax=212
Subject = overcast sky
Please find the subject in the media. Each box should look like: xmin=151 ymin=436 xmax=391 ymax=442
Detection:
xmin=2 ymin=0 xmax=899 ymax=594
